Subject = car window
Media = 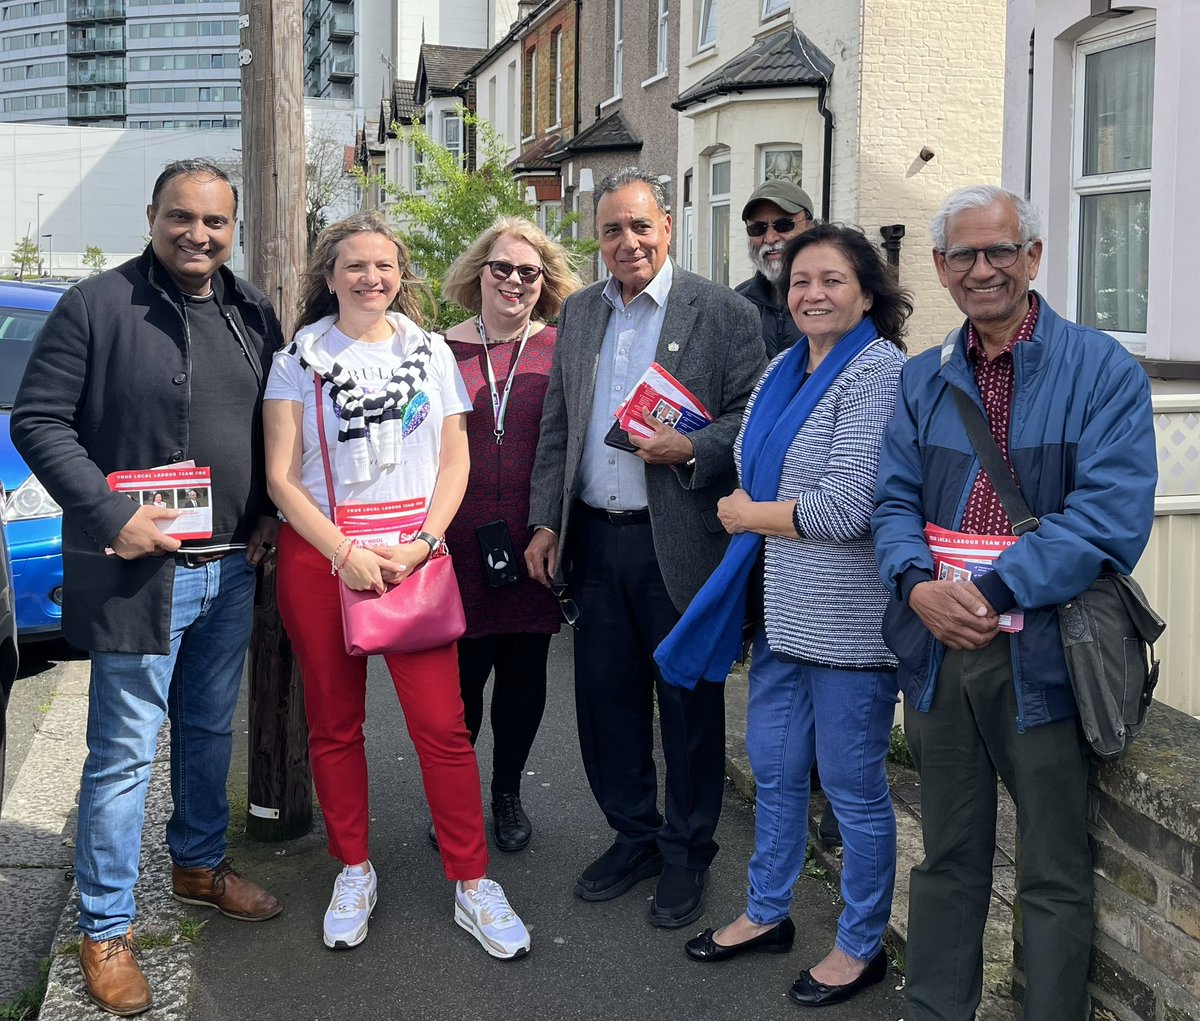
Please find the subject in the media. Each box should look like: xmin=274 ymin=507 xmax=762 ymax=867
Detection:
xmin=0 ymin=306 xmax=50 ymax=408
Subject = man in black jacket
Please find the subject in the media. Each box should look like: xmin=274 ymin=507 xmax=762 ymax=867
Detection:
xmin=11 ymin=159 xmax=283 ymax=1017
xmin=734 ymin=179 xmax=814 ymax=359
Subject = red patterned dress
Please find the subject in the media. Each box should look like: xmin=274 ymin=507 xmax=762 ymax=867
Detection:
xmin=445 ymin=326 xmax=561 ymax=638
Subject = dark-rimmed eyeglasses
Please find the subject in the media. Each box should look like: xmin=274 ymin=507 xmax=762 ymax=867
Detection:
xmin=551 ymin=583 xmax=579 ymax=629
xmin=486 ymin=260 xmax=544 ymax=284
xmin=940 ymin=242 xmax=1031 ymax=273
xmin=746 ymin=216 xmax=807 ymax=237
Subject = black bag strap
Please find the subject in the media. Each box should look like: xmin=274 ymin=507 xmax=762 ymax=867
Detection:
xmin=942 ymin=328 xmax=1040 ymax=537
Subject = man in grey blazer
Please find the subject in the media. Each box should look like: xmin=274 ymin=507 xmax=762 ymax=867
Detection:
xmin=526 ymin=167 xmax=765 ymax=927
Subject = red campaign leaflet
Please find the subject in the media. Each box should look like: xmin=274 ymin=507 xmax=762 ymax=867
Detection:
xmin=107 ymin=464 xmax=213 ymax=540
xmin=923 ymin=523 xmax=1026 ymax=633
xmin=335 ymin=498 xmax=427 ymax=547
xmin=615 ymin=362 xmax=713 ymax=440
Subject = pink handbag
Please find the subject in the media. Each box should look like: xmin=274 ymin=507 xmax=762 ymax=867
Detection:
xmin=338 ymin=553 xmax=466 ymax=656
xmin=315 ymin=374 xmax=466 ymax=656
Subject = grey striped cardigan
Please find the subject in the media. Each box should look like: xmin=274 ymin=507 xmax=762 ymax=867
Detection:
xmin=734 ymin=338 xmax=905 ymax=669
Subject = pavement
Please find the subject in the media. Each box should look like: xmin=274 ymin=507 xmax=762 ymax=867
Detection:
xmin=2 ymin=632 xmax=1018 ymax=1020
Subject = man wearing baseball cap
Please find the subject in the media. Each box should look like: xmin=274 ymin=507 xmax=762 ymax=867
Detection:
xmin=735 ymin=179 xmax=815 ymax=358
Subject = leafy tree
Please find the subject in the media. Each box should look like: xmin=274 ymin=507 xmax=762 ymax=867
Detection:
xmin=11 ymin=235 xmax=39 ymax=281
xmin=83 ymin=245 xmax=107 ymax=274
xmin=370 ymin=109 xmax=595 ymax=328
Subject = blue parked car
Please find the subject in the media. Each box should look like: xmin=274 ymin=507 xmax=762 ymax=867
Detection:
xmin=0 ymin=281 xmax=67 ymax=639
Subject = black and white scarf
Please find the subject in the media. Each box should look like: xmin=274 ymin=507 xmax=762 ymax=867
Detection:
xmin=286 ymin=313 xmax=433 ymax=484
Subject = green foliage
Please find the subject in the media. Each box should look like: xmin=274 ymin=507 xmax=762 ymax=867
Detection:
xmin=367 ymin=109 xmax=596 ymax=329
xmin=11 ymin=235 xmax=39 ymax=281
xmin=0 ymin=957 xmax=50 ymax=1020
xmin=83 ymin=245 xmax=106 ymax=274
xmin=887 ymin=725 xmax=916 ymax=770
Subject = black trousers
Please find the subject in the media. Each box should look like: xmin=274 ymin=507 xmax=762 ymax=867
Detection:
xmin=457 ymin=632 xmax=552 ymax=796
xmin=567 ymin=507 xmax=725 ymax=870
xmin=903 ymin=635 xmax=1093 ymax=1021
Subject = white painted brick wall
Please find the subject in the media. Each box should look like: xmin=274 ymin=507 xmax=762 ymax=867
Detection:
xmin=857 ymin=0 xmax=1007 ymax=351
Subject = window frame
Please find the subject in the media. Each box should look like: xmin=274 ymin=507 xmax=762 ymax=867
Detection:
xmin=760 ymin=0 xmax=788 ymax=19
xmin=522 ymin=45 xmax=536 ymax=140
xmin=696 ymin=0 xmax=716 ymax=52
xmin=709 ymin=155 xmax=731 ymax=285
xmin=612 ymin=0 xmax=623 ymax=100
xmin=1068 ymin=21 xmax=1155 ymax=353
xmin=656 ymin=0 xmax=669 ymax=76
xmin=443 ymin=110 xmax=464 ymax=165
xmin=549 ymin=28 xmax=562 ymax=128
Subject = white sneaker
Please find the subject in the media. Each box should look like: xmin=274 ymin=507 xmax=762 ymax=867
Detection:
xmin=454 ymin=879 xmax=531 ymax=959
xmin=323 ymin=862 xmax=377 ymax=950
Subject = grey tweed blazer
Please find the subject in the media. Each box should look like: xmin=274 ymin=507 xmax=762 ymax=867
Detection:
xmin=528 ymin=262 xmax=766 ymax=612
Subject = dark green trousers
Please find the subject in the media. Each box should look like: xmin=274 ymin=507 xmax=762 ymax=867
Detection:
xmin=903 ymin=635 xmax=1093 ymax=1021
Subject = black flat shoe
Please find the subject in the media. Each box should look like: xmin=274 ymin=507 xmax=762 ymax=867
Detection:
xmin=685 ymin=916 xmax=796 ymax=962
xmin=788 ymin=947 xmax=889 ymax=1007
xmin=492 ymin=792 xmax=532 ymax=852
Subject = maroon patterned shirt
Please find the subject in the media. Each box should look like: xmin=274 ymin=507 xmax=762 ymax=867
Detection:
xmin=958 ymin=294 xmax=1040 ymax=536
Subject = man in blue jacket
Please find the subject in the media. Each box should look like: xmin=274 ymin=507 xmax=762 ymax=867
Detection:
xmin=12 ymin=160 xmax=283 ymax=1017
xmin=872 ymin=185 xmax=1156 ymax=1021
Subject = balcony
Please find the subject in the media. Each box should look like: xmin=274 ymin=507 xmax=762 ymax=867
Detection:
xmin=66 ymin=1 xmax=126 ymax=22
xmin=68 ymin=64 xmax=125 ymax=86
xmin=328 ymin=54 xmax=354 ymax=82
xmin=69 ymin=95 xmax=126 ymax=117
xmin=327 ymin=13 xmax=353 ymax=40
xmin=67 ymin=32 xmax=125 ymax=54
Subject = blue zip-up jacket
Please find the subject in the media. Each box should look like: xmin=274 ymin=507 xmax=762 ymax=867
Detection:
xmin=871 ymin=295 xmax=1156 ymax=730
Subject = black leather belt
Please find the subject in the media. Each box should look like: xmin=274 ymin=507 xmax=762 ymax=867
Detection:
xmin=176 ymin=549 xmax=237 ymax=568
xmin=575 ymin=502 xmax=650 ymax=526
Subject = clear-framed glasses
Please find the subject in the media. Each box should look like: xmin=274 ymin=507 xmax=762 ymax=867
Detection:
xmin=551 ymin=583 xmax=579 ymax=629
xmin=485 ymin=260 xmax=544 ymax=284
xmin=940 ymin=242 xmax=1031 ymax=273
xmin=745 ymin=216 xmax=806 ymax=238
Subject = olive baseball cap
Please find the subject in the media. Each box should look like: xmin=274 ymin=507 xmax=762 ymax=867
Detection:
xmin=741 ymin=180 xmax=814 ymax=221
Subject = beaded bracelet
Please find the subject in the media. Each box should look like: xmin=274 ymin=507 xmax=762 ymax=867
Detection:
xmin=330 ymin=537 xmax=353 ymax=575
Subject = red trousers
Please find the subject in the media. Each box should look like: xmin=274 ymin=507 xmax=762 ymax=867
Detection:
xmin=276 ymin=524 xmax=488 ymax=879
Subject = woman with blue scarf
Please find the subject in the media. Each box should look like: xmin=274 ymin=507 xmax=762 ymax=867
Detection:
xmin=657 ymin=225 xmax=909 ymax=1008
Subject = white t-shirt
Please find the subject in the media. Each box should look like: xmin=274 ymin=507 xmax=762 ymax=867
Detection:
xmin=265 ymin=320 xmax=471 ymax=517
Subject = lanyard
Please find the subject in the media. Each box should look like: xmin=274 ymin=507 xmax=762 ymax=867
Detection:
xmin=475 ymin=316 xmax=532 ymax=445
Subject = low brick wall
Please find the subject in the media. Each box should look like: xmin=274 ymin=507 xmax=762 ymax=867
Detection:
xmin=1011 ymin=701 xmax=1200 ymax=1021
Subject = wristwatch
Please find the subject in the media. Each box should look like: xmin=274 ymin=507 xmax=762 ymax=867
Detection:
xmin=414 ymin=531 xmax=440 ymax=551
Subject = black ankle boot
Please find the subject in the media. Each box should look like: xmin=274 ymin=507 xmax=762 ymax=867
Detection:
xmin=491 ymin=792 xmax=532 ymax=851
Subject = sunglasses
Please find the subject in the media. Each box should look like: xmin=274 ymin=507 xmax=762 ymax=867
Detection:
xmin=746 ymin=216 xmax=808 ymax=237
xmin=551 ymin=583 xmax=580 ymax=629
xmin=939 ymin=242 xmax=1031 ymax=272
xmin=486 ymin=260 xmax=544 ymax=284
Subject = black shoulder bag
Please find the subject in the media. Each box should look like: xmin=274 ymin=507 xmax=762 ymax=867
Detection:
xmin=947 ymin=375 xmax=1164 ymax=759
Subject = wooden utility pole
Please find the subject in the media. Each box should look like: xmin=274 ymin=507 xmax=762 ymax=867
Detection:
xmin=240 ymin=0 xmax=312 ymax=841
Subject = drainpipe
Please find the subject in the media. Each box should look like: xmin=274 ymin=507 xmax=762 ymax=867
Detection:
xmin=573 ymin=0 xmax=582 ymax=139
xmin=817 ymin=81 xmax=834 ymax=221
xmin=1025 ymin=31 xmax=1035 ymax=199
xmin=879 ymin=225 xmax=906 ymax=275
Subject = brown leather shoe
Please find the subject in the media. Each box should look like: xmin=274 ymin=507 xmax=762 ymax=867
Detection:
xmin=79 ymin=928 xmax=152 ymax=1017
xmin=171 ymin=858 xmax=282 ymax=921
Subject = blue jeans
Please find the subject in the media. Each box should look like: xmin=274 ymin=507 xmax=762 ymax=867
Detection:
xmin=744 ymin=629 xmax=899 ymax=960
xmin=75 ymin=554 xmax=256 ymax=941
